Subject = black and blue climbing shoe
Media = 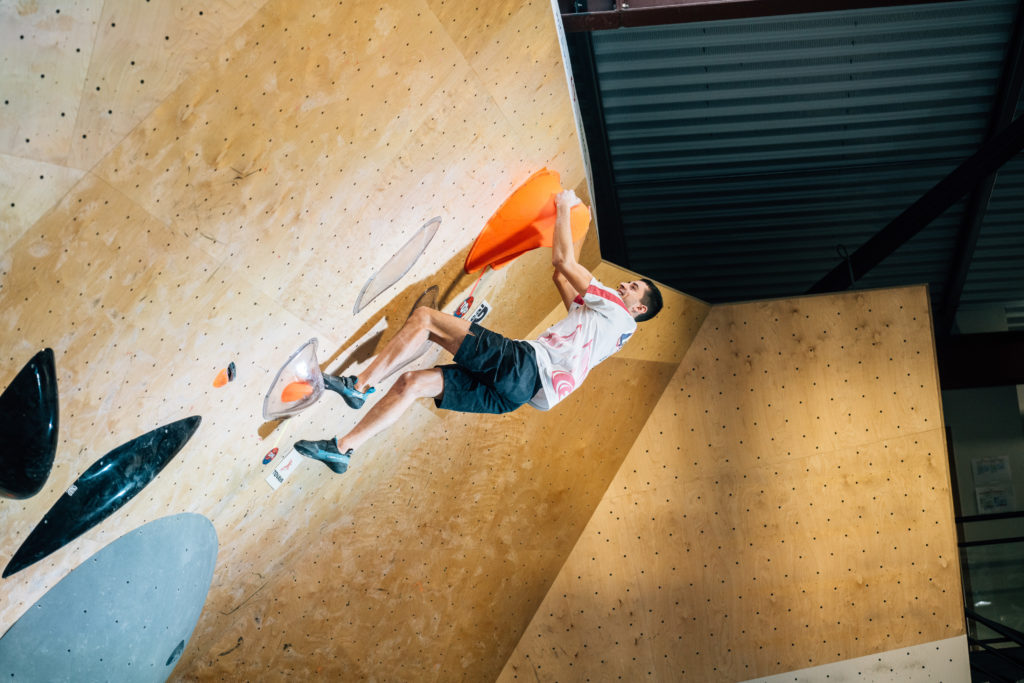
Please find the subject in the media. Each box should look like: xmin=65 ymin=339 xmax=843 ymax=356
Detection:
xmin=294 ymin=439 xmax=352 ymax=474
xmin=322 ymin=374 xmax=375 ymax=409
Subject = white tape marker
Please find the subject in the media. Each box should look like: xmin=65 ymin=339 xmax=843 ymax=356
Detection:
xmin=266 ymin=448 xmax=303 ymax=490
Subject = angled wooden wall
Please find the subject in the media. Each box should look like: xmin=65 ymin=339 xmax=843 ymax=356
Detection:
xmin=178 ymin=263 xmax=706 ymax=679
xmin=1 ymin=0 xmax=710 ymax=679
xmin=500 ymin=285 xmax=965 ymax=682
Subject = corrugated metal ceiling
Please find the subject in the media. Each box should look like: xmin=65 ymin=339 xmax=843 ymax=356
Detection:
xmin=586 ymin=0 xmax=1022 ymax=330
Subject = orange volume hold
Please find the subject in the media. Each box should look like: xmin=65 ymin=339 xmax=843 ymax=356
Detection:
xmin=464 ymin=168 xmax=591 ymax=273
xmin=281 ymin=381 xmax=314 ymax=403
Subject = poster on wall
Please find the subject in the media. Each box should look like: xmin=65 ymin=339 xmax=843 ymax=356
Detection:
xmin=972 ymin=456 xmax=1016 ymax=513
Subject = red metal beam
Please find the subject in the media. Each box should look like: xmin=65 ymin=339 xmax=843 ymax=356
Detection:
xmin=562 ymin=0 xmax=974 ymax=32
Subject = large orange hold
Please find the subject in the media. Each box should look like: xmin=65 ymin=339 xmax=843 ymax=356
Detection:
xmin=465 ymin=168 xmax=591 ymax=273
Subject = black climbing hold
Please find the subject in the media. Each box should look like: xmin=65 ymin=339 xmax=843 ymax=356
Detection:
xmin=3 ymin=415 xmax=202 ymax=578
xmin=0 ymin=348 xmax=59 ymax=500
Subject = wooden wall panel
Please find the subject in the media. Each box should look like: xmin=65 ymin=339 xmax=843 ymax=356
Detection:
xmin=89 ymin=0 xmax=584 ymax=332
xmin=0 ymin=154 xmax=84 ymax=251
xmin=0 ymin=0 xmax=267 ymax=245
xmin=0 ymin=0 xmax=266 ymax=280
xmin=0 ymin=0 xmax=96 ymax=251
xmin=176 ymin=263 xmax=708 ymax=680
xmin=0 ymin=0 xmax=100 ymax=164
xmin=500 ymin=286 xmax=965 ymax=682
xmin=67 ymin=0 xmax=267 ymax=170
xmin=2 ymin=0 xmax=709 ymax=680
xmin=426 ymin=0 xmax=585 ymax=180
xmin=0 ymin=0 xmax=265 ymax=169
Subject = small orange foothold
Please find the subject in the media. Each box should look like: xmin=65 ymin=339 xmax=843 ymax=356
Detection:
xmin=214 ymin=362 xmax=236 ymax=388
xmin=281 ymin=380 xmax=314 ymax=402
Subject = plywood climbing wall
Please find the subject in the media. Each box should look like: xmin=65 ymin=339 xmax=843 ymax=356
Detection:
xmin=1 ymin=0 xmax=268 ymax=247
xmin=500 ymin=286 xmax=965 ymax=682
xmin=0 ymin=0 xmax=688 ymax=679
xmin=169 ymin=264 xmax=706 ymax=679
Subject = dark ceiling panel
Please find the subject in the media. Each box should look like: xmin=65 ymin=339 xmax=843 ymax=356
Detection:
xmin=582 ymin=0 xmax=1021 ymax=315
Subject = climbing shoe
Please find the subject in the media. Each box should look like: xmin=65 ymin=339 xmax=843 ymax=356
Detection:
xmin=294 ymin=438 xmax=352 ymax=474
xmin=322 ymin=374 xmax=374 ymax=409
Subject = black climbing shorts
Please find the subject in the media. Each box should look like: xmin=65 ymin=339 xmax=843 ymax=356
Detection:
xmin=435 ymin=323 xmax=541 ymax=414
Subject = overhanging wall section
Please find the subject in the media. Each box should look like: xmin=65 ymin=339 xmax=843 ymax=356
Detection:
xmin=174 ymin=264 xmax=707 ymax=679
xmin=1 ymin=0 xmax=599 ymax=678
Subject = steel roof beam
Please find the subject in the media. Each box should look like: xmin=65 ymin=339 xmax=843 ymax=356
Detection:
xmin=938 ymin=0 xmax=1024 ymax=335
xmin=806 ymin=113 xmax=1024 ymax=295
